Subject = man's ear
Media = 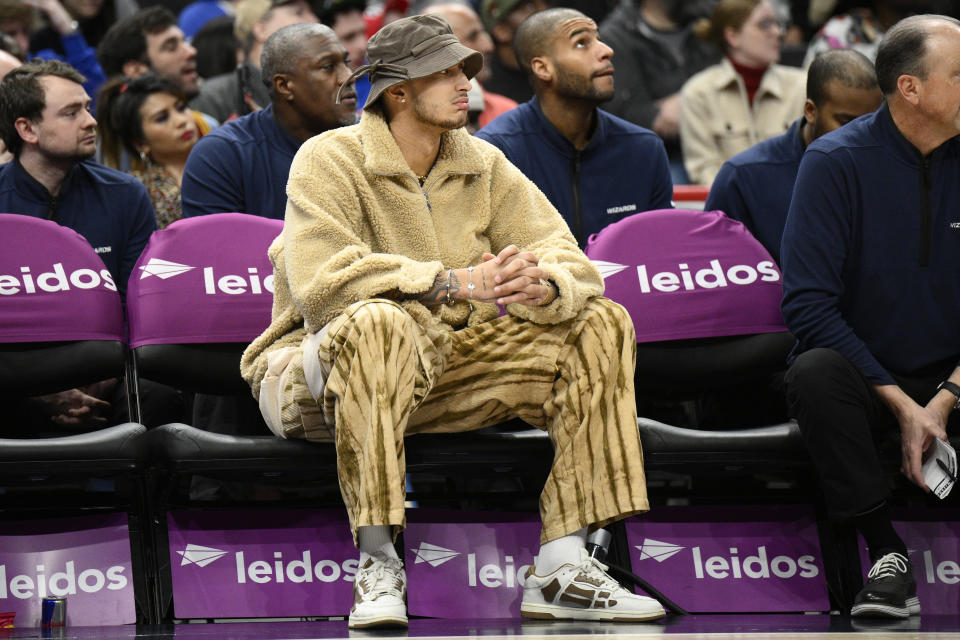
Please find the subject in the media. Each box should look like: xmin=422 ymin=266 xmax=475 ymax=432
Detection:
xmin=383 ymin=83 xmax=406 ymax=105
xmin=14 ymin=117 xmax=38 ymax=146
xmin=273 ymin=73 xmax=294 ymax=101
xmin=530 ymin=55 xmax=552 ymax=83
xmin=802 ymin=98 xmax=817 ymax=126
xmin=897 ymin=73 xmax=921 ymax=105
xmin=122 ymin=60 xmax=150 ymax=78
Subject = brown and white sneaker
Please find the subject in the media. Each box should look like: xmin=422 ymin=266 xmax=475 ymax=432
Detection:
xmin=521 ymin=548 xmax=666 ymax=622
xmin=348 ymin=555 xmax=407 ymax=629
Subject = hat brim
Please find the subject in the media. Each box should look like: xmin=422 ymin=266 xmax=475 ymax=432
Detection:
xmin=363 ymin=42 xmax=484 ymax=110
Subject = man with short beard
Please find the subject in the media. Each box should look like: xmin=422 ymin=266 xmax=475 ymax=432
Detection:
xmin=0 ymin=59 xmax=155 ymax=431
xmin=477 ymin=7 xmax=672 ymax=246
xmin=240 ymin=14 xmax=664 ymax=628
xmin=0 ymin=59 xmax=154 ymax=295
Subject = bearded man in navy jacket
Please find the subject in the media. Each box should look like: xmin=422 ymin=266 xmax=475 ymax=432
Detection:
xmin=477 ymin=7 xmax=672 ymax=247
xmin=781 ymin=14 xmax=960 ymax=620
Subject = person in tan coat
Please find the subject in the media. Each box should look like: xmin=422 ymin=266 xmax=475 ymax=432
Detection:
xmin=240 ymin=13 xmax=663 ymax=630
xmin=679 ymin=0 xmax=806 ymax=186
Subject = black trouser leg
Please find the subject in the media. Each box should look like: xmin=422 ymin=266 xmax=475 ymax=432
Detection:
xmin=785 ymin=348 xmax=895 ymax=520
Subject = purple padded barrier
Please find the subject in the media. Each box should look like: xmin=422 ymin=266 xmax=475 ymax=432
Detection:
xmin=0 ymin=513 xmax=136 ymax=625
xmin=585 ymin=209 xmax=786 ymax=343
xmin=127 ymin=213 xmax=282 ymax=348
xmin=0 ymin=213 xmax=124 ymax=343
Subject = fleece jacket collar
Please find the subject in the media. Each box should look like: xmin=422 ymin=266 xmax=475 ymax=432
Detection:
xmin=360 ymin=109 xmax=484 ymax=182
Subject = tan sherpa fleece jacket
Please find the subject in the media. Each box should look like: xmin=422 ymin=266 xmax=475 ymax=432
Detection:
xmin=240 ymin=109 xmax=603 ymax=395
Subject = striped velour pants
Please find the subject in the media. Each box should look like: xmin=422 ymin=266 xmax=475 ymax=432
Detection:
xmin=275 ymin=296 xmax=650 ymax=544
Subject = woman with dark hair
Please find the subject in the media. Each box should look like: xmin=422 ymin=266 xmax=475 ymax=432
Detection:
xmin=678 ymin=0 xmax=806 ymax=186
xmin=97 ymin=73 xmax=200 ymax=228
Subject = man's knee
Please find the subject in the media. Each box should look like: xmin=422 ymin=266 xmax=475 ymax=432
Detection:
xmin=340 ymin=299 xmax=416 ymax=337
xmin=577 ymin=297 xmax=636 ymax=347
xmin=785 ymin=348 xmax=850 ymax=400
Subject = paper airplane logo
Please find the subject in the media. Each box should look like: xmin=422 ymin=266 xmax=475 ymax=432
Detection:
xmin=636 ymin=538 xmax=685 ymax=562
xmin=591 ymin=260 xmax=629 ymax=279
xmin=177 ymin=543 xmax=228 ymax=567
xmin=139 ymin=258 xmax=195 ymax=279
xmin=412 ymin=542 xmax=460 ymax=567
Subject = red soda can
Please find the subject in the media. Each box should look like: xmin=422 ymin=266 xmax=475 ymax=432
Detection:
xmin=40 ymin=597 xmax=66 ymax=627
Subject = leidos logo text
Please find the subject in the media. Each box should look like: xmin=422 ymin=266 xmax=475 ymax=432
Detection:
xmin=593 ymin=259 xmax=780 ymax=293
xmin=235 ymin=551 xmax=356 ymax=584
xmin=636 ymin=539 xmax=819 ymax=580
xmin=0 ymin=562 xmax=127 ymax=599
xmin=0 ymin=264 xmax=116 ymax=296
xmin=140 ymin=259 xmax=274 ymax=296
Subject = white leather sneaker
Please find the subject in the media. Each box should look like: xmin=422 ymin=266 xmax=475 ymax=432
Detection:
xmin=348 ymin=555 xmax=407 ymax=628
xmin=521 ymin=548 xmax=666 ymax=622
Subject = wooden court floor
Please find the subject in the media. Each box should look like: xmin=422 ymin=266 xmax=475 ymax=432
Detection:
xmin=7 ymin=615 xmax=960 ymax=640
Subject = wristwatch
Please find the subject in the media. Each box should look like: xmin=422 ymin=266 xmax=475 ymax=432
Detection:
xmin=937 ymin=380 xmax=960 ymax=410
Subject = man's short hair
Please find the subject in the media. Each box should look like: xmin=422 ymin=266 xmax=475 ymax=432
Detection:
xmin=0 ymin=59 xmax=86 ymax=157
xmin=97 ymin=6 xmax=178 ymax=78
xmin=513 ymin=7 xmax=582 ymax=78
xmin=260 ymin=22 xmax=335 ymax=95
xmin=317 ymin=0 xmax=365 ymax=26
xmin=0 ymin=0 xmax=31 ymax=26
xmin=807 ymin=49 xmax=878 ymax=106
xmin=875 ymin=14 xmax=960 ymax=95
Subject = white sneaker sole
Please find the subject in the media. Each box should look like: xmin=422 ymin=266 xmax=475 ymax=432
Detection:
xmin=851 ymin=596 xmax=920 ymax=619
xmin=521 ymin=601 xmax=666 ymax=622
xmin=347 ymin=612 xmax=409 ymax=629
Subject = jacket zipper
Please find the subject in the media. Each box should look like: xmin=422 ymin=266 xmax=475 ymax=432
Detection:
xmin=570 ymin=151 xmax=583 ymax=245
xmin=919 ymin=156 xmax=932 ymax=267
xmin=47 ymin=193 xmax=59 ymax=222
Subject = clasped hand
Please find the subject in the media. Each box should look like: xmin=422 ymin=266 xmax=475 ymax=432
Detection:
xmin=473 ymin=245 xmax=552 ymax=307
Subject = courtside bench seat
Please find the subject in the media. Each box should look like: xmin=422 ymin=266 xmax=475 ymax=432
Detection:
xmin=144 ymin=418 xmax=807 ymax=479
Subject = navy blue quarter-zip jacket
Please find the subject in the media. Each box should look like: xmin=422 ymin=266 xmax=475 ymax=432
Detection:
xmin=0 ymin=159 xmax=156 ymax=297
xmin=477 ymin=98 xmax=673 ymax=247
xmin=781 ymin=104 xmax=960 ymax=384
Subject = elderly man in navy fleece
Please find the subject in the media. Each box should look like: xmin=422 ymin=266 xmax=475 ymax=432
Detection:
xmin=781 ymin=14 xmax=960 ymax=621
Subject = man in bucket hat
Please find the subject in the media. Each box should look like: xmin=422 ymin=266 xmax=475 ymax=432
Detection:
xmin=241 ymin=13 xmax=664 ymax=628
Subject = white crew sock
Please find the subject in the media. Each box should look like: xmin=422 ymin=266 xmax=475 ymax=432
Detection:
xmin=534 ymin=527 xmax=587 ymax=575
xmin=357 ymin=525 xmax=399 ymax=564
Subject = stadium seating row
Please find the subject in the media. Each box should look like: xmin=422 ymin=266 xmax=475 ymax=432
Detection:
xmin=0 ymin=211 xmax=812 ymax=623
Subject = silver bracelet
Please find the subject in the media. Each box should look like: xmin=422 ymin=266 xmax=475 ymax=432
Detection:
xmin=445 ymin=268 xmax=455 ymax=305
xmin=467 ymin=265 xmax=475 ymax=311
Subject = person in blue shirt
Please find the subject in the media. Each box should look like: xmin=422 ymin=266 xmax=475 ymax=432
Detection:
xmin=781 ymin=15 xmax=960 ymax=620
xmin=706 ymin=49 xmax=881 ymax=264
xmin=0 ymin=59 xmax=157 ymax=430
xmin=477 ymin=7 xmax=672 ymax=247
xmin=181 ymin=22 xmax=356 ymax=219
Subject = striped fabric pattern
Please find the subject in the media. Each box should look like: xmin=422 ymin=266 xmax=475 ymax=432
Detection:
xmin=277 ymin=296 xmax=649 ymax=544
